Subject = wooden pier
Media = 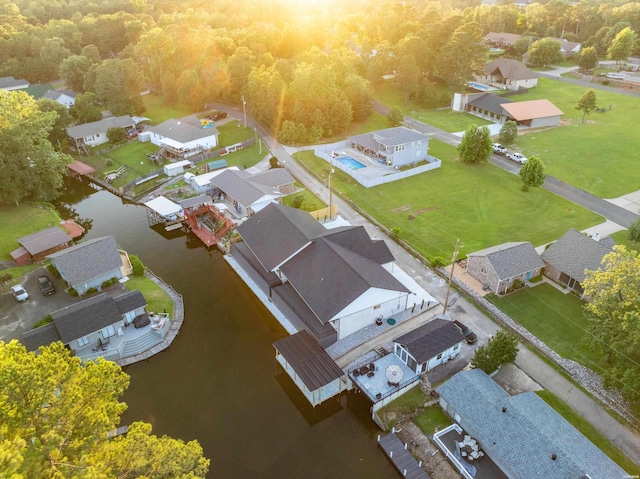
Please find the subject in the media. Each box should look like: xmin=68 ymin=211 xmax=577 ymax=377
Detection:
xmin=378 ymin=432 xmax=431 ymax=479
xmin=116 ymin=270 xmax=184 ymax=367
xmin=183 ymin=204 xmax=235 ymax=247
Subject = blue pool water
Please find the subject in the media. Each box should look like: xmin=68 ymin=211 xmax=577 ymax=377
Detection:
xmin=467 ymin=82 xmax=492 ymax=91
xmin=337 ymin=156 xmax=366 ymax=170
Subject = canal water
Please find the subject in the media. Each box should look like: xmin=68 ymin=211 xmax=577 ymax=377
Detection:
xmin=66 ymin=184 xmax=398 ymax=479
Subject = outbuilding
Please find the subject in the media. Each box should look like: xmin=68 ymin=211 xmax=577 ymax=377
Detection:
xmin=163 ymin=160 xmax=193 ymax=177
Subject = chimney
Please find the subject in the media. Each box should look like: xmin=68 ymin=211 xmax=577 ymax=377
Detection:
xmin=593 ymin=232 xmax=600 ymax=242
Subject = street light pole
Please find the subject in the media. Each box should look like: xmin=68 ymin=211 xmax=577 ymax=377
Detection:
xmin=241 ymin=95 xmax=247 ymax=127
xmin=443 ymin=239 xmax=462 ymax=315
xmin=328 ymin=166 xmax=335 ymax=220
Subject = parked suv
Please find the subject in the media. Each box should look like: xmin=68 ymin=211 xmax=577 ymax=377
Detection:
xmin=38 ymin=275 xmax=56 ymax=296
xmin=453 ymin=320 xmax=478 ymax=344
xmin=11 ymin=284 xmax=29 ymax=302
xmin=492 ymin=143 xmax=507 ymax=155
xmin=507 ymin=152 xmax=528 ymax=164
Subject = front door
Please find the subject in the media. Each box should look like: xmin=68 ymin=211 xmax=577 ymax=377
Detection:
xmin=526 ymin=271 xmax=532 ymax=281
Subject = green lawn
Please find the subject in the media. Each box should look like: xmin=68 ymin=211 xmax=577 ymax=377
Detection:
xmin=536 ymin=390 xmax=640 ymax=474
xmin=415 ymin=109 xmax=492 ymax=133
xmin=378 ymin=386 xmax=427 ymax=430
xmin=486 ymin=283 xmax=606 ymax=374
xmin=217 ymin=120 xmax=256 ymax=147
xmin=282 ymin=188 xmax=326 ymax=211
xmin=141 ymin=94 xmax=198 ymax=123
xmin=122 ymin=275 xmax=174 ymax=316
xmin=610 ymin=230 xmax=640 ymax=253
xmin=503 ymin=77 xmax=640 ymax=198
xmin=413 ymin=406 xmax=451 ymax=436
xmin=296 ymin=140 xmax=602 ymax=261
xmin=0 ymin=205 xmax=61 ymax=260
xmin=87 ymin=141 xmax=160 ymax=187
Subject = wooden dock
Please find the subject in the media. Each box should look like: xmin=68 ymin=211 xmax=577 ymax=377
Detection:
xmin=378 ymin=433 xmax=431 ymax=479
xmin=116 ymin=270 xmax=184 ymax=367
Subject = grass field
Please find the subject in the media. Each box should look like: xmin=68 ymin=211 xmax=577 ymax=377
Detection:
xmin=536 ymin=390 xmax=639 ymax=473
xmin=217 ymin=120 xmax=257 ymax=147
xmin=282 ymin=188 xmax=326 ymax=211
xmin=413 ymin=406 xmax=451 ymax=436
xmin=497 ymin=77 xmax=640 ymax=198
xmin=610 ymin=230 xmax=640 ymax=253
xmin=0 ymin=205 xmax=61 ymax=260
xmin=486 ymin=283 xmax=605 ymax=374
xmin=122 ymin=275 xmax=174 ymax=315
xmin=296 ymin=140 xmax=602 ymax=260
xmin=142 ymin=94 xmax=198 ymax=123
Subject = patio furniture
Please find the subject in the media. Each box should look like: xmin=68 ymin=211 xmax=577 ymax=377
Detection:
xmin=367 ymin=371 xmax=375 ymax=378
xmin=353 ymin=369 xmax=360 ymax=377
xmin=368 ymin=363 xmax=375 ymax=372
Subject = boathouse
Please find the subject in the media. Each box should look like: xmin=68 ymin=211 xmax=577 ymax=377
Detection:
xmin=144 ymin=196 xmax=184 ymax=230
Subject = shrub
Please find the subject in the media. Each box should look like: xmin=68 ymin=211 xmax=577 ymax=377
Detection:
xmin=105 ymin=158 xmax=114 ymax=167
xmin=292 ymin=195 xmax=305 ymax=209
xmin=130 ymin=254 xmax=145 ymax=276
xmin=391 ymin=226 xmax=401 ymax=238
xmin=102 ymin=277 xmax=118 ymax=288
xmin=86 ymin=287 xmax=98 ymax=295
xmin=431 ymin=256 xmax=446 ymax=267
xmin=0 ymin=273 xmax=11 ymax=283
xmin=512 ymin=278 xmax=525 ymax=289
xmin=33 ymin=315 xmax=53 ymax=328
xmin=269 ymin=157 xmax=280 ymax=169
xmin=69 ymin=288 xmax=78 ymax=297
xmin=472 ymin=330 xmax=519 ymax=374
xmin=47 ymin=264 xmax=61 ymax=278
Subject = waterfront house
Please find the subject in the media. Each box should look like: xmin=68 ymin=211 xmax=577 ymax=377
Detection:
xmin=10 ymin=226 xmax=73 ymax=266
xmin=145 ymin=115 xmax=219 ymax=160
xmin=435 ymin=369 xmax=627 ymax=479
xmin=233 ymin=204 xmax=412 ymax=347
xmin=476 ymin=58 xmax=538 ymax=90
xmin=21 ymin=290 xmax=170 ymax=363
xmin=466 ymin=242 xmax=544 ymax=295
xmin=66 ymin=115 xmax=136 ymax=149
xmin=211 ymin=168 xmax=296 ymax=217
xmin=348 ymin=127 xmax=430 ymax=167
xmin=48 ymin=235 xmax=123 ymax=296
xmin=541 ymin=229 xmax=614 ymax=297
xmin=393 ymin=318 xmax=464 ymax=374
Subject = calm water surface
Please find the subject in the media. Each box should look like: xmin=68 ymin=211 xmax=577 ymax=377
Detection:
xmin=69 ymin=187 xmax=398 ymax=479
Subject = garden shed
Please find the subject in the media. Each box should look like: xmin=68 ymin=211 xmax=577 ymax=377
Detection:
xmin=163 ymin=160 xmax=192 ymax=177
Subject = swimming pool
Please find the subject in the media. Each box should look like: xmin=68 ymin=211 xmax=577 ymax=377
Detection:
xmin=337 ymin=156 xmax=366 ymax=170
xmin=467 ymin=82 xmax=494 ymax=91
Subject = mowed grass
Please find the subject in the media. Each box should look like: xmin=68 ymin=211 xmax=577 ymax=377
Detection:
xmin=88 ymin=141 xmax=160 ymax=187
xmin=0 ymin=205 xmax=60 ymax=260
xmin=413 ymin=406 xmax=451 ymax=436
xmin=609 ymin=230 xmax=640 ymax=253
xmin=502 ymin=77 xmax=640 ymax=198
xmin=282 ymin=188 xmax=326 ymax=211
xmin=122 ymin=275 xmax=174 ymax=316
xmin=217 ymin=120 xmax=256 ymax=147
xmin=536 ymin=390 xmax=640 ymax=474
xmin=486 ymin=283 xmax=605 ymax=374
xmin=141 ymin=94 xmax=198 ymax=123
xmin=296 ymin=140 xmax=602 ymax=260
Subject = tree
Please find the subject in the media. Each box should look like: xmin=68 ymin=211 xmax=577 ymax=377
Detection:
xmin=437 ymin=22 xmax=487 ymax=89
xmin=471 ymin=330 xmax=519 ymax=374
xmin=59 ymin=54 xmax=94 ymax=93
xmin=628 ymin=218 xmax=640 ymax=243
xmin=37 ymin=98 xmax=72 ymax=149
xmin=343 ymin=74 xmax=373 ymax=121
xmin=582 ymin=246 xmax=640 ymax=413
xmin=527 ymin=38 xmax=563 ymax=67
xmin=498 ymin=120 xmax=518 ymax=144
xmin=0 ymin=90 xmax=70 ymax=205
xmin=387 ymin=106 xmax=404 ymax=127
xmin=457 ymin=124 xmax=492 ymax=164
xmin=0 ymin=340 xmax=209 ymax=477
xmin=395 ymin=55 xmax=420 ymax=103
xmin=93 ymin=58 xmax=145 ymax=116
xmin=576 ymin=88 xmax=597 ymax=124
xmin=578 ymin=46 xmax=598 ymax=71
xmin=518 ymin=155 xmax=546 ymax=191
xmin=107 ymin=127 xmax=126 ymax=143
xmin=129 ymin=254 xmax=145 ymax=276
xmin=607 ymin=27 xmax=638 ymax=62
xmin=70 ymin=92 xmax=103 ymax=124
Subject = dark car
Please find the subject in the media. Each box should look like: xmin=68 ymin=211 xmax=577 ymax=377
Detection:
xmin=212 ymin=111 xmax=228 ymax=121
xmin=453 ymin=320 xmax=477 ymax=344
xmin=37 ymin=275 xmax=56 ymax=296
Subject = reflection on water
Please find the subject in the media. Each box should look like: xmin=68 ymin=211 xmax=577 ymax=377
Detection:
xmin=66 ymin=187 xmax=398 ymax=479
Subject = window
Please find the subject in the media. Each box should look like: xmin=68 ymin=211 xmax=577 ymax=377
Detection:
xmin=453 ymin=344 xmax=459 ymax=350
xmin=77 ymin=336 xmax=90 ymax=347
xmin=481 ymin=267 xmax=486 ymax=275
xmin=437 ymin=353 xmax=442 ymax=360
xmin=394 ymin=144 xmax=405 ymax=152
xmin=102 ymin=325 xmax=115 ymax=338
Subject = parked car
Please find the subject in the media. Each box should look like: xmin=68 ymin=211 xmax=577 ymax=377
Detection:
xmin=212 ymin=111 xmax=228 ymax=121
xmin=38 ymin=275 xmax=56 ymax=296
xmin=507 ymin=152 xmax=528 ymax=164
xmin=11 ymin=284 xmax=29 ymax=302
xmin=453 ymin=320 xmax=478 ymax=344
xmin=492 ymin=143 xmax=507 ymax=155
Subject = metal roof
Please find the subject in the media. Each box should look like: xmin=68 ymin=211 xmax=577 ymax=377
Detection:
xmin=67 ymin=161 xmax=96 ymax=176
xmin=273 ymin=330 xmax=344 ymax=391
xmin=144 ymin=196 xmax=182 ymax=217
xmin=500 ymin=99 xmax=564 ymax=121
xmin=468 ymin=242 xmax=544 ymax=280
xmin=394 ymin=318 xmax=464 ymax=363
xmin=18 ymin=226 xmax=73 ymax=255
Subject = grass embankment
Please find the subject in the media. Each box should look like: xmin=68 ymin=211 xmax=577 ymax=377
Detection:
xmin=377 ymin=387 xmax=427 ymax=430
xmin=295 ymin=141 xmax=602 ymax=261
xmin=122 ymin=275 xmax=174 ymax=316
xmin=0 ymin=205 xmax=61 ymax=261
xmin=536 ymin=390 xmax=640 ymax=474
xmin=486 ymin=283 xmax=605 ymax=375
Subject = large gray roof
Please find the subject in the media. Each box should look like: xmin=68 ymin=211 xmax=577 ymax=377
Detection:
xmin=394 ymin=319 xmax=464 ymax=363
xmin=237 ymin=203 xmax=326 ymax=272
xmin=436 ymin=369 xmax=627 ymax=479
xmin=467 ymin=93 xmax=513 ymax=115
xmin=66 ymin=115 xmax=135 ymax=139
xmin=212 ymin=168 xmax=294 ymax=207
xmin=541 ymin=229 xmax=613 ymax=282
xmin=18 ymin=226 xmax=73 ymax=255
xmin=22 ymin=323 xmax=62 ymax=351
xmin=147 ymin=115 xmax=218 ymax=143
xmin=0 ymin=76 xmax=29 ymax=89
xmin=468 ymin=242 xmax=544 ymax=280
xmin=273 ymin=330 xmax=344 ymax=391
xmin=47 ymin=236 xmax=122 ymax=288
xmin=350 ymin=126 xmax=428 ymax=149
xmin=485 ymin=58 xmax=536 ymax=81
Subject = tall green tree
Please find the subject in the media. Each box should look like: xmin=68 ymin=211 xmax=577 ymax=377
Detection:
xmin=387 ymin=106 xmax=404 ymax=127
xmin=471 ymin=330 xmax=519 ymax=374
xmin=395 ymin=55 xmax=420 ymax=103
xmin=93 ymin=58 xmax=145 ymax=115
xmin=578 ymin=46 xmax=598 ymax=71
xmin=70 ymin=92 xmax=103 ymax=124
xmin=59 ymin=54 xmax=94 ymax=92
xmin=498 ymin=120 xmax=518 ymax=144
xmin=628 ymin=217 xmax=640 ymax=243
xmin=607 ymin=27 xmax=638 ymax=62
xmin=437 ymin=22 xmax=487 ymax=89
xmin=37 ymin=97 xmax=73 ymax=149
xmin=0 ymin=90 xmax=69 ymax=205
xmin=518 ymin=155 xmax=546 ymax=191
xmin=582 ymin=246 xmax=640 ymax=413
xmin=576 ymin=88 xmax=597 ymax=123
xmin=527 ymin=38 xmax=563 ymax=67
xmin=457 ymin=124 xmax=492 ymax=164
xmin=0 ymin=340 xmax=210 ymax=477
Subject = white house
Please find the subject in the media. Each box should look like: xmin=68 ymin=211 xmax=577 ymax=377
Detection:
xmin=66 ymin=115 xmax=136 ymax=149
xmin=393 ymin=318 xmax=464 ymax=374
xmin=146 ymin=115 xmax=219 ymax=160
xmin=476 ymin=58 xmax=538 ymax=90
xmin=42 ymin=89 xmax=77 ymax=108
xmin=349 ymin=127 xmax=430 ymax=167
xmin=0 ymin=76 xmax=29 ymax=91
xmin=184 ymin=166 xmax=240 ymax=194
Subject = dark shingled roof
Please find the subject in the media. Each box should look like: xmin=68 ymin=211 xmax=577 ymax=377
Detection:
xmin=212 ymin=168 xmax=294 ymax=207
xmin=350 ymin=126 xmax=428 ymax=150
xmin=484 ymin=58 xmax=536 ymax=81
xmin=394 ymin=319 xmax=464 ymax=363
xmin=467 ymin=93 xmax=513 ymax=116
xmin=237 ymin=203 xmax=326 ymax=272
xmin=147 ymin=115 xmax=218 ymax=143
xmin=541 ymin=229 xmax=613 ymax=282
xmin=273 ymin=330 xmax=344 ymax=391
xmin=22 ymin=323 xmax=62 ymax=351
xmin=468 ymin=242 xmax=544 ymax=280
xmin=114 ymin=290 xmax=146 ymax=314
xmin=47 ymin=236 xmax=121 ymax=288
xmin=437 ymin=369 xmax=627 ymax=479
xmin=18 ymin=226 xmax=73 ymax=255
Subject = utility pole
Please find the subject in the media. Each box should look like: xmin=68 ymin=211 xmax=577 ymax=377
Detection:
xmin=241 ymin=95 xmax=247 ymax=127
xmin=328 ymin=168 xmax=334 ymax=220
xmin=443 ymin=239 xmax=462 ymax=315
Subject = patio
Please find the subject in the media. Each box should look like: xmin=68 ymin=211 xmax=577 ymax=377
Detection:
xmin=350 ymin=353 xmax=418 ymax=403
